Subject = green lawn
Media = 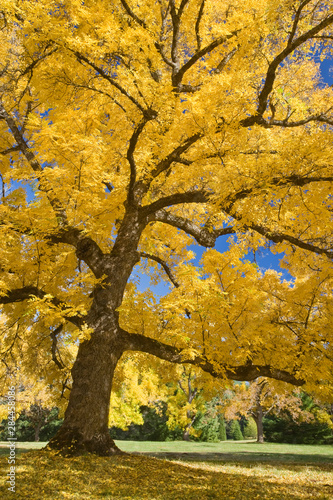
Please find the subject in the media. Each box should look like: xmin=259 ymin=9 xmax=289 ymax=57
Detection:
xmin=0 ymin=440 xmax=332 ymax=499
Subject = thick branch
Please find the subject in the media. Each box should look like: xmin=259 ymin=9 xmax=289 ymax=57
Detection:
xmin=21 ymin=46 xmax=58 ymax=77
xmin=0 ymin=286 xmax=83 ymax=328
xmin=149 ymin=132 xmax=202 ymax=180
xmin=287 ymin=0 xmax=312 ymax=47
xmin=49 ymin=228 xmax=106 ymax=278
xmin=141 ymin=189 xmax=209 ymax=214
xmin=173 ymin=31 xmax=238 ymax=87
xmin=269 ymin=114 xmax=333 ymax=127
xmin=51 ymin=325 xmax=66 ymax=370
xmin=195 ymin=0 xmax=206 ymax=51
xmin=123 ymin=332 xmax=305 ymax=385
xmin=119 ymin=0 xmax=147 ymax=28
xmin=150 ymin=209 xmax=235 ymax=247
xmin=224 ymin=207 xmax=333 ymax=259
xmin=126 ymin=119 xmax=149 ymax=207
xmin=241 ymin=12 xmax=333 ymax=125
xmin=223 ymin=174 xmax=333 ymax=211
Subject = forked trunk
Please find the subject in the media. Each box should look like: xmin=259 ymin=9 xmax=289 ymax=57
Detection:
xmin=47 ymin=324 xmax=123 ymax=456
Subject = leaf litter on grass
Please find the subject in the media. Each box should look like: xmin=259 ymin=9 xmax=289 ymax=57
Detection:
xmin=0 ymin=450 xmax=332 ymax=500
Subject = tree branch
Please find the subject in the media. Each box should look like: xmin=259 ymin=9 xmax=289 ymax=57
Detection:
xmin=148 ymin=132 xmax=202 ymax=180
xmin=195 ymin=0 xmax=206 ymax=51
xmin=141 ymin=189 xmax=209 ymax=214
xmin=73 ymin=51 xmax=156 ymax=118
xmin=0 ymin=286 xmax=83 ymax=328
xmin=48 ymin=228 xmax=106 ymax=278
xmin=223 ymin=174 xmax=333 ymax=211
xmin=0 ymin=102 xmax=68 ymax=225
xmin=122 ymin=331 xmax=305 ymax=385
xmin=50 ymin=325 xmax=66 ymax=370
xmin=119 ymin=0 xmax=147 ymax=28
xmin=223 ymin=207 xmax=333 ymax=259
xmin=126 ymin=119 xmax=149 ymax=207
xmin=140 ymin=252 xmax=180 ymax=287
xmin=241 ymin=12 xmax=333 ymax=126
xmin=150 ymin=209 xmax=235 ymax=247
xmin=287 ymin=0 xmax=312 ymax=47
xmin=173 ymin=31 xmax=239 ymax=87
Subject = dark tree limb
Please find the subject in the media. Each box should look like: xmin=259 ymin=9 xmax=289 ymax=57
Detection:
xmin=241 ymin=12 xmax=333 ymax=126
xmin=150 ymin=209 xmax=235 ymax=247
xmin=173 ymin=30 xmax=239 ymax=88
xmin=50 ymin=325 xmax=66 ymax=370
xmin=223 ymin=174 xmax=333 ymax=211
xmin=48 ymin=228 xmax=106 ymax=278
xmin=287 ymin=0 xmax=313 ymax=47
xmin=149 ymin=132 xmax=202 ymax=180
xmin=140 ymin=252 xmax=180 ymax=288
xmin=73 ymin=51 xmax=156 ymax=118
xmin=119 ymin=0 xmax=147 ymax=28
xmin=141 ymin=189 xmax=209 ymax=215
xmin=223 ymin=207 xmax=333 ymax=260
xmin=126 ymin=119 xmax=149 ymax=207
xmin=0 ymin=286 xmax=83 ymax=328
xmin=122 ymin=331 xmax=305 ymax=385
xmin=0 ymin=102 xmax=67 ymax=225
xmin=195 ymin=0 xmax=206 ymax=51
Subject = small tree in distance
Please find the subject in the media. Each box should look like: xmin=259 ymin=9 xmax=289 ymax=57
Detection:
xmin=224 ymin=379 xmax=315 ymax=442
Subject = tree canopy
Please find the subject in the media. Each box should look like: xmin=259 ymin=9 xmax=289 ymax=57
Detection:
xmin=0 ymin=0 xmax=332 ymax=455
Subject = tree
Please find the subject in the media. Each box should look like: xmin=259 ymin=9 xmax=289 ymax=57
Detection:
xmin=0 ymin=0 xmax=332 ymax=455
xmin=165 ymin=366 xmax=206 ymax=441
xmin=224 ymin=379 xmax=316 ymax=442
xmin=263 ymin=392 xmax=333 ymax=444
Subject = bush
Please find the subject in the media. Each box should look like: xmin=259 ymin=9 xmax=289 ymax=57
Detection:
xmin=243 ymin=418 xmax=257 ymax=439
xmin=227 ymin=420 xmax=243 ymax=440
xmin=263 ymin=414 xmax=333 ymax=444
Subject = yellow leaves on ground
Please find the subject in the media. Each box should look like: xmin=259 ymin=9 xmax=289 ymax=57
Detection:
xmin=0 ymin=449 xmax=332 ymax=499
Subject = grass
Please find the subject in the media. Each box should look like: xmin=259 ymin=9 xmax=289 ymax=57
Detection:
xmin=0 ymin=440 xmax=332 ymax=499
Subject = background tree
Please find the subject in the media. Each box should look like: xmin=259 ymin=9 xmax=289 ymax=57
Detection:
xmin=0 ymin=0 xmax=332 ymax=455
xmin=224 ymin=379 xmax=317 ymax=442
xmin=263 ymin=392 xmax=333 ymax=444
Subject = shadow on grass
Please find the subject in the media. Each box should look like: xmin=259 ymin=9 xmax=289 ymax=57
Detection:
xmin=136 ymin=450 xmax=333 ymax=465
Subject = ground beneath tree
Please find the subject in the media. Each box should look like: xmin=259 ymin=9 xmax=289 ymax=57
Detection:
xmin=0 ymin=444 xmax=332 ymax=499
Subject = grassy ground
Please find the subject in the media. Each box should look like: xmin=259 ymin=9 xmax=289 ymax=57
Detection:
xmin=0 ymin=440 xmax=332 ymax=499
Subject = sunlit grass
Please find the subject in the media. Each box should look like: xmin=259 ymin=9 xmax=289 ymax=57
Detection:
xmin=0 ymin=441 xmax=332 ymax=499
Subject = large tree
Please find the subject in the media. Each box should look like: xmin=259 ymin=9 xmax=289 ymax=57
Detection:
xmin=0 ymin=0 xmax=332 ymax=455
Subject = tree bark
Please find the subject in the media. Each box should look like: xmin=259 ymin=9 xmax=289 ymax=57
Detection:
xmin=47 ymin=318 xmax=124 ymax=456
xmin=34 ymin=423 xmax=42 ymax=442
xmin=254 ymin=405 xmax=264 ymax=443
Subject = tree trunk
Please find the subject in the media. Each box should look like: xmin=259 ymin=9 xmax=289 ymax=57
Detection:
xmin=47 ymin=319 xmax=124 ymax=456
xmin=183 ymin=428 xmax=191 ymax=441
xmin=254 ymin=405 xmax=264 ymax=443
xmin=34 ymin=423 xmax=42 ymax=442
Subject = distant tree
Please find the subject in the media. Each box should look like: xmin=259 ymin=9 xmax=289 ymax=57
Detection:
xmin=224 ymin=379 xmax=311 ymax=442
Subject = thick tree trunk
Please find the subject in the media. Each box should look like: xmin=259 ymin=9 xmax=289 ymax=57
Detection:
xmin=47 ymin=319 xmax=124 ymax=456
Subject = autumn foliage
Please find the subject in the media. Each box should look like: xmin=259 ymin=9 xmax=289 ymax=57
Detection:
xmin=0 ymin=0 xmax=332 ymax=455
